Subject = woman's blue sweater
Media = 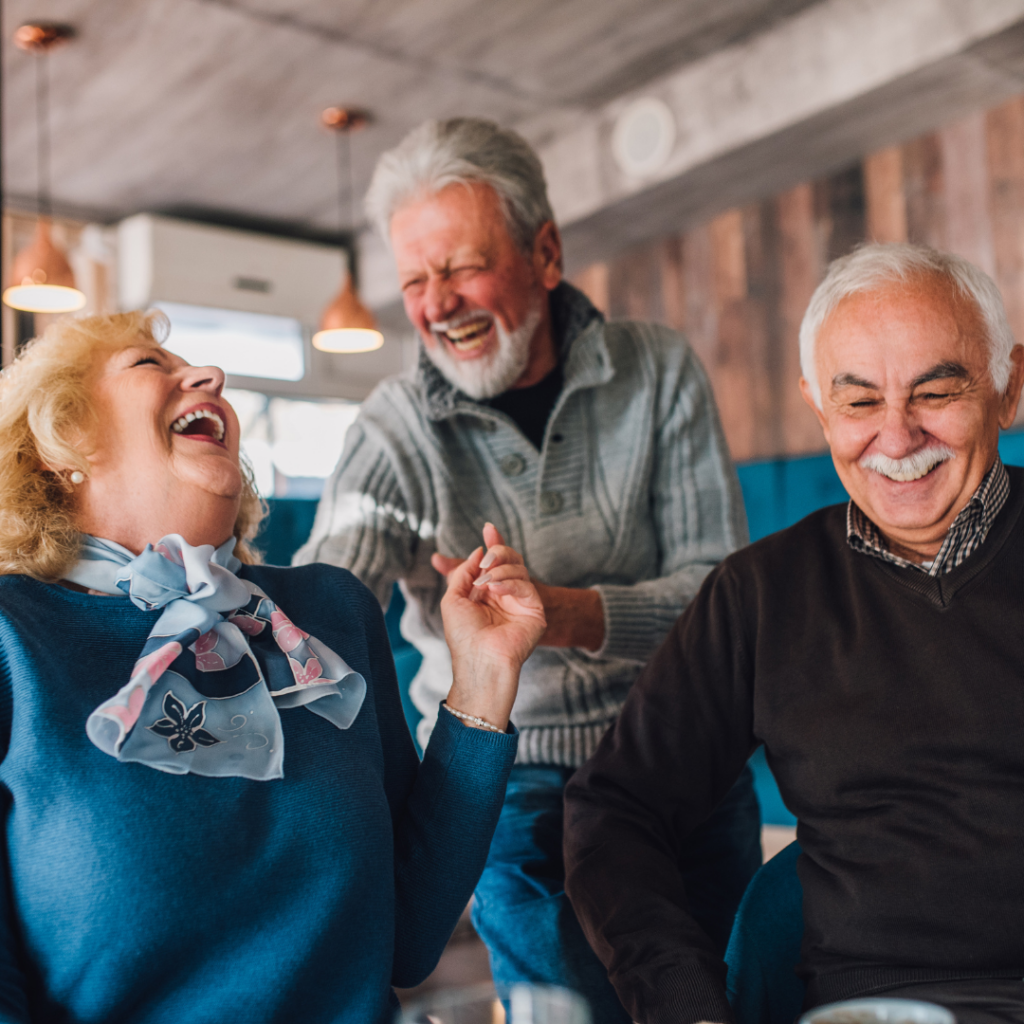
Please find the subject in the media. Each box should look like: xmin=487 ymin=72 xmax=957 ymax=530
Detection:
xmin=0 ymin=562 xmax=517 ymax=1023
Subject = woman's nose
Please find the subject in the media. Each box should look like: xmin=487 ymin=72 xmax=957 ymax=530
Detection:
xmin=180 ymin=363 xmax=226 ymax=396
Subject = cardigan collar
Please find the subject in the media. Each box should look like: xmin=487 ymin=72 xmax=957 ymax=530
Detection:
xmin=418 ymin=281 xmax=608 ymax=423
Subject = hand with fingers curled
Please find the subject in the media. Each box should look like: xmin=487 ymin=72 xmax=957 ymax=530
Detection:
xmin=431 ymin=523 xmax=546 ymax=733
xmin=431 ymin=530 xmax=606 ymax=653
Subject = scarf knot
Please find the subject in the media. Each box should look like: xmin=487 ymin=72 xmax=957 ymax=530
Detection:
xmin=116 ymin=540 xmax=249 ymax=612
xmin=68 ymin=534 xmax=366 ymax=780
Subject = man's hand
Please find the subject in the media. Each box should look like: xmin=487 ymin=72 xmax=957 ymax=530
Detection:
xmin=435 ymin=524 xmax=546 ymax=731
xmin=530 ymin=579 xmax=604 ymax=651
xmin=432 ymin=529 xmax=606 ymax=653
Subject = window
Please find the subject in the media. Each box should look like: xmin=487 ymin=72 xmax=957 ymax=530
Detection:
xmin=158 ymin=302 xmax=305 ymax=382
xmin=225 ymin=389 xmax=359 ymax=498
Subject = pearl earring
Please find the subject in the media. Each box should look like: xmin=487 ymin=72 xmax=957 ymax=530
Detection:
xmin=70 ymin=471 xmax=85 ymax=485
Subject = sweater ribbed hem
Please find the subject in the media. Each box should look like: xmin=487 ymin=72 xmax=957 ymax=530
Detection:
xmin=516 ymin=720 xmax=615 ymax=766
xmin=808 ymin=966 xmax=1024 ymax=1008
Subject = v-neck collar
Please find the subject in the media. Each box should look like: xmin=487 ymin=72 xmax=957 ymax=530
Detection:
xmin=863 ymin=465 xmax=1024 ymax=608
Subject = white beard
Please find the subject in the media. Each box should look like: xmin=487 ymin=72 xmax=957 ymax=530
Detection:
xmin=860 ymin=444 xmax=956 ymax=483
xmin=425 ymin=301 xmax=543 ymax=400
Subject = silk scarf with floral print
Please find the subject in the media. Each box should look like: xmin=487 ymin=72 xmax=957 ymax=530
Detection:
xmin=67 ymin=534 xmax=366 ymax=780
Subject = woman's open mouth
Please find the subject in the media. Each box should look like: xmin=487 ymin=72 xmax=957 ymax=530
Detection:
xmin=170 ymin=406 xmax=226 ymax=446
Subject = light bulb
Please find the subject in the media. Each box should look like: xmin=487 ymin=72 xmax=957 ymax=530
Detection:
xmin=3 ymin=283 xmax=86 ymax=313
xmin=312 ymin=328 xmax=384 ymax=353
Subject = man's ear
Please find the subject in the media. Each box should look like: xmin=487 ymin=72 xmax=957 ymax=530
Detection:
xmin=798 ymin=377 xmax=830 ymax=443
xmin=532 ymin=220 xmax=563 ymax=291
xmin=998 ymin=344 xmax=1024 ymax=429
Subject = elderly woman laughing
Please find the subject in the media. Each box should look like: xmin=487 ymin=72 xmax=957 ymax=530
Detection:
xmin=0 ymin=311 xmax=545 ymax=1024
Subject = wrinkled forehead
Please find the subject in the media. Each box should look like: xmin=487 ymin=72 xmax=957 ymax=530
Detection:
xmin=75 ymin=340 xmax=185 ymax=397
xmin=818 ymin=276 xmax=987 ymax=371
xmin=392 ymin=181 xmax=508 ymax=255
xmin=89 ymin=334 xmax=167 ymax=369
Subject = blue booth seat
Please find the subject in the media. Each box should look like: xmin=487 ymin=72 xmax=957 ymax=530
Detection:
xmin=725 ymin=841 xmax=805 ymax=1024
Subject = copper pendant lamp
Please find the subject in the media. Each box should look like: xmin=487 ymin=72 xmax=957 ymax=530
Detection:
xmin=3 ymin=22 xmax=86 ymax=314
xmin=312 ymin=107 xmax=383 ymax=354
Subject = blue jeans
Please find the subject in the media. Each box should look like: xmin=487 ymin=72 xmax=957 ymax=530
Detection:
xmin=471 ymin=765 xmax=762 ymax=1024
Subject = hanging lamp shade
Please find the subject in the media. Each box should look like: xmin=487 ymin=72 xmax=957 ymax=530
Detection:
xmin=3 ymin=219 xmax=86 ymax=313
xmin=4 ymin=23 xmax=85 ymax=315
xmin=312 ymin=275 xmax=383 ymax=353
xmin=313 ymin=105 xmax=383 ymax=354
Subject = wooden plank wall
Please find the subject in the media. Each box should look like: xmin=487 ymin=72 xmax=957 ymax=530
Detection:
xmin=571 ymin=94 xmax=1024 ymax=462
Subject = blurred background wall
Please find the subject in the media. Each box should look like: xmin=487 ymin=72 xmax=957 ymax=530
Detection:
xmin=569 ymin=95 xmax=1024 ymax=462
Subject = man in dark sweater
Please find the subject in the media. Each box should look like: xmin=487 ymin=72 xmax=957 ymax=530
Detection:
xmin=563 ymin=243 xmax=1024 ymax=1024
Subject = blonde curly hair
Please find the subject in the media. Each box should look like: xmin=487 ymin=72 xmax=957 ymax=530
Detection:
xmin=0 ymin=310 xmax=265 ymax=581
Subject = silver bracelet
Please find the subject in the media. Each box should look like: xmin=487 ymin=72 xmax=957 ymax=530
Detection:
xmin=443 ymin=702 xmax=505 ymax=733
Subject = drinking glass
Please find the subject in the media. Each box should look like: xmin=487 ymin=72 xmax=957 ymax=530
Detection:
xmin=800 ymin=997 xmax=956 ymax=1024
xmin=397 ymin=983 xmax=592 ymax=1024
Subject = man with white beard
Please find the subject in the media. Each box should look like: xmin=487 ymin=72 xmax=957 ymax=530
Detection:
xmin=295 ymin=118 xmax=762 ymax=1021
xmin=564 ymin=243 xmax=1024 ymax=1024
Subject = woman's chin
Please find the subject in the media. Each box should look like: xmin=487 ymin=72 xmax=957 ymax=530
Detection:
xmin=175 ymin=460 xmax=245 ymax=502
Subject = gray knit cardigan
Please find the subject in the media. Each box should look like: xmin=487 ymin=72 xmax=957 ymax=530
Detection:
xmin=294 ymin=283 xmax=748 ymax=765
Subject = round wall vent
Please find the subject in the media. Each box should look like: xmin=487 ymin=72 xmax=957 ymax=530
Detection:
xmin=611 ymin=97 xmax=676 ymax=178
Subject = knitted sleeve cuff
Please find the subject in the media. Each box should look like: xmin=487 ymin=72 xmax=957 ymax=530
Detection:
xmin=424 ymin=699 xmax=519 ymax=771
xmin=590 ymin=583 xmax=684 ymax=663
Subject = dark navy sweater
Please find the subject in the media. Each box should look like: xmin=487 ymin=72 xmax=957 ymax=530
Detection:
xmin=0 ymin=562 xmax=517 ymax=1023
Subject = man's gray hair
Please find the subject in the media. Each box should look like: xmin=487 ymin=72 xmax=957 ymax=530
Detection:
xmin=364 ymin=118 xmax=555 ymax=252
xmin=799 ymin=242 xmax=1016 ymax=408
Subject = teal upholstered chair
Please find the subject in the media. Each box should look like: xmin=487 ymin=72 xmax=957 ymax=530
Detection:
xmin=725 ymin=841 xmax=805 ymax=1024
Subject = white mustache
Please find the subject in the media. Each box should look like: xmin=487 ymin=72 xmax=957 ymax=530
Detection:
xmin=860 ymin=444 xmax=956 ymax=482
xmin=429 ymin=310 xmax=492 ymax=335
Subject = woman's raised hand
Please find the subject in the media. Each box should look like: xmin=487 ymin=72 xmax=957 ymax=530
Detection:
xmin=435 ymin=523 xmax=546 ymax=732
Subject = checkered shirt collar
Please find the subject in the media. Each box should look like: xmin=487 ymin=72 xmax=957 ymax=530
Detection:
xmin=847 ymin=456 xmax=1010 ymax=576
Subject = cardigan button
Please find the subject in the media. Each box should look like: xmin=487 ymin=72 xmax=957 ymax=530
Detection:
xmin=539 ymin=490 xmax=564 ymax=515
xmin=500 ymin=453 xmax=527 ymax=477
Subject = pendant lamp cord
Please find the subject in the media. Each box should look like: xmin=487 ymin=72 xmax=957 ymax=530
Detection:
xmin=335 ymin=128 xmax=355 ymax=285
xmin=35 ymin=49 xmax=51 ymax=219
